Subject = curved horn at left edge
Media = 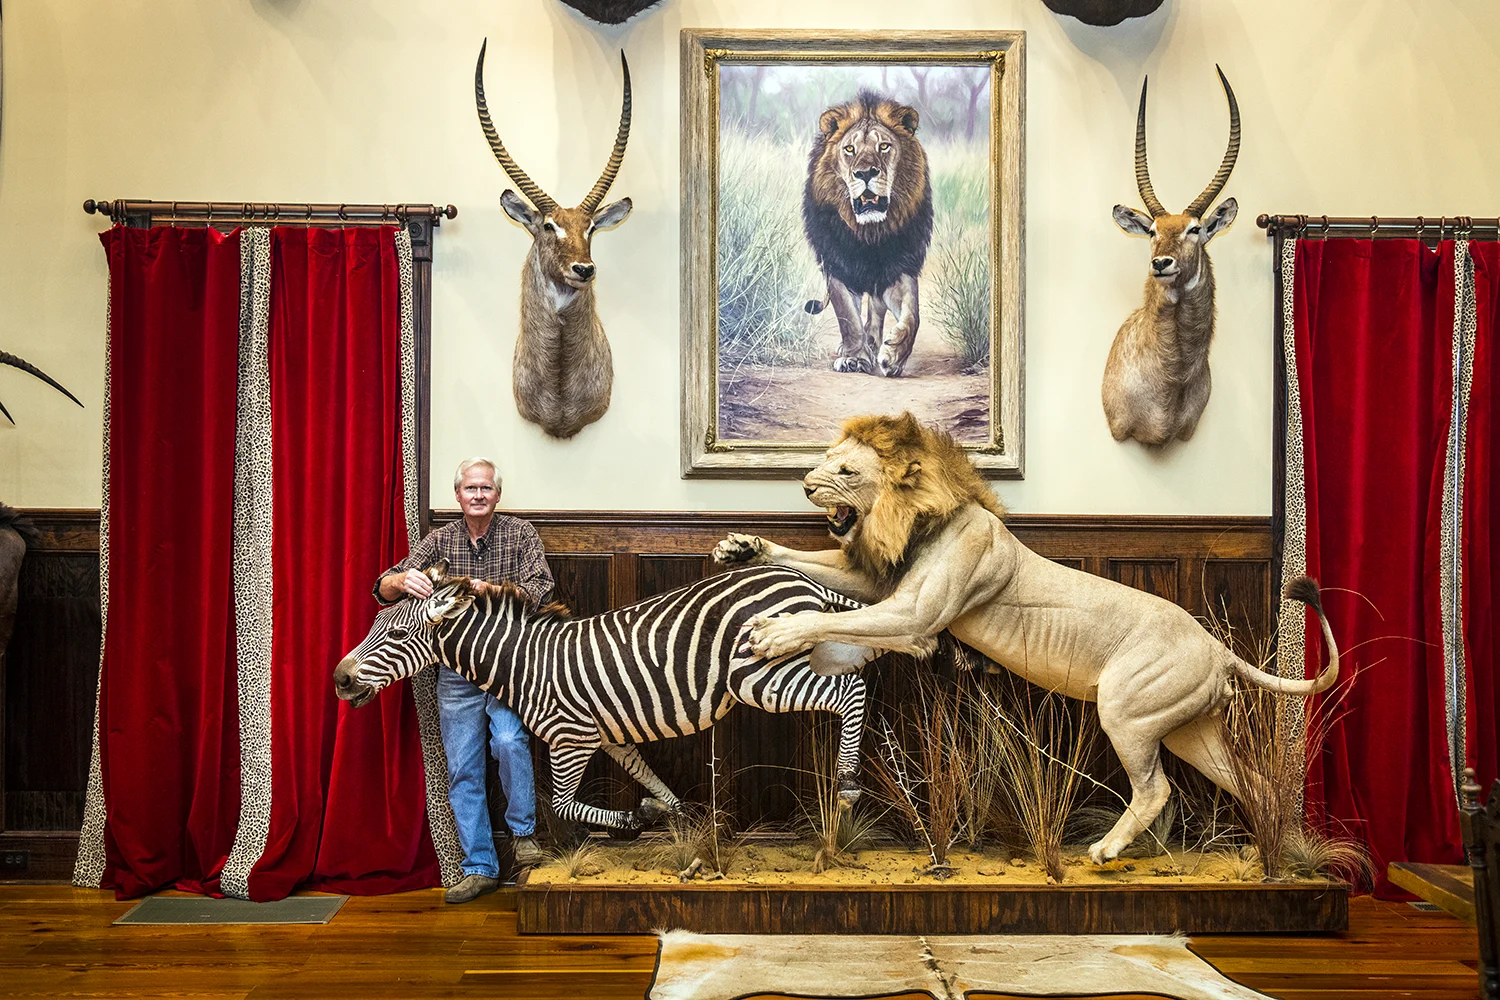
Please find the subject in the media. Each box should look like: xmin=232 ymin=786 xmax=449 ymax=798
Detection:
xmin=579 ymin=51 xmax=632 ymax=214
xmin=1184 ymin=65 xmax=1241 ymax=219
xmin=0 ymin=350 xmax=84 ymax=423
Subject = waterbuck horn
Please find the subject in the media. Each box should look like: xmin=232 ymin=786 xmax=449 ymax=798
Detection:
xmin=1133 ymin=77 xmax=1166 ymax=219
xmin=578 ymin=51 xmax=632 ymax=215
xmin=474 ymin=38 xmax=558 ymax=215
xmin=0 ymin=350 xmax=84 ymax=424
xmin=1184 ymin=66 xmax=1241 ymax=219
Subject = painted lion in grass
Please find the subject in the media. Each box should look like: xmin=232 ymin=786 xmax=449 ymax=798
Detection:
xmin=802 ymin=91 xmax=934 ymax=378
xmin=714 ymin=412 xmax=1340 ymax=866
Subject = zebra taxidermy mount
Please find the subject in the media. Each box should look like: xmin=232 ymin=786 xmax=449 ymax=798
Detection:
xmin=334 ymin=564 xmax=900 ymax=833
xmin=474 ymin=38 xmax=633 ymax=440
xmin=1103 ymin=66 xmax=1240 ymax=446
xmin=557 ymin=0 xmax=665 ymax=24
xmin=0 ymin=350 xmax=83 ymax=424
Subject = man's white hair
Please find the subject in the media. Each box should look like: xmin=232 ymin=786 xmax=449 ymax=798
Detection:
xmin=453 ymin=456 xmax=501 ymax=491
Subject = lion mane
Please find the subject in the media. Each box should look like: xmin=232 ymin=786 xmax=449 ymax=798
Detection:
xmin=802 ymin=91 xmax=934 ymax=298
xmin=837 ymin=412 xmax=1006 ymax=579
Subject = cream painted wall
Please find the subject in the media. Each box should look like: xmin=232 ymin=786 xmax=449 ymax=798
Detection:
xmin=2 ymin=0 xmax=1497 ymax=514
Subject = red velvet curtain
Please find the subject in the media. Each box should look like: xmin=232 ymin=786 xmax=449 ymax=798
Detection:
xmin=1464 ymin=244 xmax=1500 ymax=792
xmin=98 ymin=227 xmax=243 ymax=898
xmin=1292 ymin=238 xmax=1465 ymax=895
xmin=245 ymin=227 xmax=437 ymax=899
xmin=94 ymin=225 xmax=437 ymax=900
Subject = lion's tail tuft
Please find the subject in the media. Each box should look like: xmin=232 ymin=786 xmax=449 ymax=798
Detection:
xmin=1232 ymin=575 xmax=1340 ymax=696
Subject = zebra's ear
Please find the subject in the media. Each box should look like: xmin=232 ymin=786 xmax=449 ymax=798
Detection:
xmin=423 ymin=584 xmax=474 ymax=625
xmin=425 ymin=558 xmax=450 ymax=583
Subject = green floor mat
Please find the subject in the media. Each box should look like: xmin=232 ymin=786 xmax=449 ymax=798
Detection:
xmin=114 ymin=894 xmax=347 ymax=925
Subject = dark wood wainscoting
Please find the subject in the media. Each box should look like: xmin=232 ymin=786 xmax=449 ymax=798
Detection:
xmin=3 ymin=509 xmax=1271 ymax=879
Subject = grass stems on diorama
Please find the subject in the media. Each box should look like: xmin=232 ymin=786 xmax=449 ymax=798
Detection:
xmin=983 ymin=684 xmax=1096 ymax=883
xmin=1202 ymin=598 xmax=1352 ymax=882
xmin=800 ymin=721 xmax=888 ymax=874
xmin=869 ymin=667 xmax=1001 ymax=877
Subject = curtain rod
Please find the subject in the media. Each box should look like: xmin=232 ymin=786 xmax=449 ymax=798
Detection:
xmin=1257 ymin=213 xmax=1500 ymax=240
xmin=82 ymin=199 xmax=458 ymax=227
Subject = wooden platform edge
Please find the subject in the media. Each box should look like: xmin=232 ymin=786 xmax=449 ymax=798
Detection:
xmin=1388 ymin=861 xmax=1476 ymax=922
xmin=515 ymin=875 xmax=1350 ymax=936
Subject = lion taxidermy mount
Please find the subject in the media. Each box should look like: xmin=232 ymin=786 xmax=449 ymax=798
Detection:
xmin=803 ymin=91 xmax=934 ymax=379
xmin=556 ymin=0 xmax=665 ymax=24
xmin=1103 ymin=67 xmax=1239 ymax=446
xmin=714 ymin=411 xmax=1340 ymax=867
xmin=474 ymin=39 xmax=633 ymax=440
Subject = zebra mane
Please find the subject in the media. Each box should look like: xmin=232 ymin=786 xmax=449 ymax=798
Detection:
xmin=442 ymin=574 xmax=574 ymax=621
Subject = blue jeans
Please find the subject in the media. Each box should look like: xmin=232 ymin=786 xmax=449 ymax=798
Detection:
xmin=435 ymin=667 xmax=536 ymax=878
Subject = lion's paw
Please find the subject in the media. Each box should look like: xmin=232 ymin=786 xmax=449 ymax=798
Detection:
xmin=833 ymin=354 xmax=872 ymax=374
xmin=1088 ymin=838 xmax=1121 ymax=866
xmin=877 ymin=347 xmax=909 ymax=378
xmin=713 ymin=532 xmax=764 ymax=565
xmin=748 ymin=614 xmax=810 ymax=660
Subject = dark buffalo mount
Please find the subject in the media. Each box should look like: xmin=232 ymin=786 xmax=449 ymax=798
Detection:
xmin=557 ymin=0 xmax=664 ymax=25
xmin=1041 ymin=0 xmax=1166 ymax=26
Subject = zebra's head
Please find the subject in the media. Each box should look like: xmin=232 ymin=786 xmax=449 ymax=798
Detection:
xmin=333 ymin=561 xmax=478 ymax=708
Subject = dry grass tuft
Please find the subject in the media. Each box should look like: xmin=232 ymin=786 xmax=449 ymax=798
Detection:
xmin=801 ymin=723 xmax=887 ymax=873
xmin=1207 ymin=845 xmax=1265 ymax=882
xmin=1278 ymin=827 xmax=1374 ymax=886
xmin=545 ymin=838 xmax=608 ymax=879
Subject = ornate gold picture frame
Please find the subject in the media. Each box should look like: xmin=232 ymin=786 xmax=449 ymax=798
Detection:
xmin=680 ymin=29 xmax=1025 ymax=478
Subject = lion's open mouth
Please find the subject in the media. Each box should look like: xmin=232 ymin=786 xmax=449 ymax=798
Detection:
xmin=852 ymin=192 xmax=889 ymax=218
xmin=827 ymin=505 xmax=858 ymax=536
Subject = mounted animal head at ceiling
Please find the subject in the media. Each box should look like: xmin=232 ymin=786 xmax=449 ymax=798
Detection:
xmin=1040 ymin=0 xmax=1165 ymax=27
xmin=556 ymin=0 xmax=665 ymax=24
xmin=473 ymin=38 xmax=633 ymax=440
xmin=1102 ymin=66 xmax=1240 ymax=447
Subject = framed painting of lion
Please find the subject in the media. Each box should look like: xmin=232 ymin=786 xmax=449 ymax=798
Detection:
xmin=681 ymin=29 xmax=1025 ymax=478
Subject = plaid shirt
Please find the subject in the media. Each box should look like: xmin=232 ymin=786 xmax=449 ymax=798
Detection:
xmin=374 ymin=514 xmax=554 ymax=607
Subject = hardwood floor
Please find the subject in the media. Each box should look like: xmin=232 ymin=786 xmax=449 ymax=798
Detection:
xmin=0 ymin=886 xmax=1480 ymax=999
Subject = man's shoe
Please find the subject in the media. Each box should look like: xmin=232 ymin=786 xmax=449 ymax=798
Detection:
xmin=444 ymin=873 xmax=499 ymax=904
xmin=512 ymin=836 xmax=544 ymax=866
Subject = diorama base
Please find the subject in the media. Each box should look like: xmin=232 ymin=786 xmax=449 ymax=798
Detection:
xmin=515 ymin=872 xmax=1349 ymax=935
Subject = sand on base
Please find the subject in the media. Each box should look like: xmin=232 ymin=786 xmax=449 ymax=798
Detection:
xmin=525 ymin=842 xmax=1306 ymax=888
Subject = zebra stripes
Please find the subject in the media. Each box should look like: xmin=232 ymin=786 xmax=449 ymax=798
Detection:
xmin=335 ymin=565 xmax=871 ymax=831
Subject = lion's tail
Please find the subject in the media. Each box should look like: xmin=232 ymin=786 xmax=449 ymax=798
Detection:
xmin=1231 ymin=575 xmax=1340 ymax=696
xmin=804 ymin=294 xmax=829 ymax=315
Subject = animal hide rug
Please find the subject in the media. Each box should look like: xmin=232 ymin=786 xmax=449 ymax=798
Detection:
xmin=651 ymin=930 xmax=1271 ymax=1000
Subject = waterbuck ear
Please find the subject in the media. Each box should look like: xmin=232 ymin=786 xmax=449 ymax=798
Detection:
xmin=500 ymin=190 xmax=541 ymax=235
xmin=1113 ymin=205 xmax=1155 ymax=236
xmin=591 ymin=197 xmax=632 ymax=232
xmin=1202 ymin=197 xmax=1238 ymax=243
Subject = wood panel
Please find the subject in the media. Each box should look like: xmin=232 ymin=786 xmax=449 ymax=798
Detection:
xmin=3 ymin=509 xmax=1273 ymax=874
xmin=516 ymin=874 xmax=1349 ymax=935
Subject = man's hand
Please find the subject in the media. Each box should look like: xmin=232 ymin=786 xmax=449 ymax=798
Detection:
xmin=381 ymin=569 xmax=435 ymax=602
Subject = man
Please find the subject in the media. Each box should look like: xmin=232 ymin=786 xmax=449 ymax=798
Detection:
xmin=375 ymin=457 xmax=553 ymax=903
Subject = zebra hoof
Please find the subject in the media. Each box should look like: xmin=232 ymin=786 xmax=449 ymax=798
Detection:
xmin=606 ymin=825 xmax=644 ymax=843
xmin=837 ymin=777 xmax=861 ymax=808
xmin=630 ymin=797 xmax=670 ymax=829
